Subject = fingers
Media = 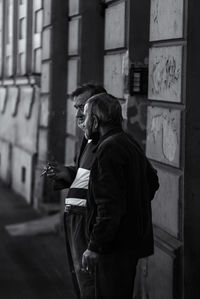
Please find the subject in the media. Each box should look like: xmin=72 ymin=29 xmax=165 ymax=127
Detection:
xmin=41 ymin=164 xmax=57 ymax=178
xmin=82 ymin=252 xmax=88 ymax=271
xmin=82 ymin=254 xmax=93 ymax=274
xmin=46 ymin=171 xmax=57 ymax=179
xmin=82 ymin=251 xmax=97 ymax=274
xmin=47 ymin=161 xmax=58 ymax=168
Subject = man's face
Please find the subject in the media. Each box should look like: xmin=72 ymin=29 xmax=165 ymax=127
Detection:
xmin=74 ymin=91 xmax=91 ymax=131
xmin=83 ymin=103 xmax=94 ymax=140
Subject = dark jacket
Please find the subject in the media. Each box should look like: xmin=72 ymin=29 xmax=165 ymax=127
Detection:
xmin=86 ymin=128 xmax=159 ymax=258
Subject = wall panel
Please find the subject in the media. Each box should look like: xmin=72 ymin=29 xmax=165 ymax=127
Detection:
xmin=148 ymin=46 xmax=183 ymax=102
xmin=11 ymin=146 xmax=34 ymax=203
xmin=105 ymin=2 xmax=125 ymax=50
xmin=104 ymin=53 xmax=124 ymax=98
xmin=152 ymin=166 xmax=181 ymax=237
xmin=146 ymin=106 xmax=181 ymax=167
xmin=67 ymin=59 xmax=78 ymax=94
xmin=150 ymin=0 xmax=184 ymax=41
xmin=68 ymin=19 xmax=79 ymax=55
xmin=69 ymin=0 xmax=79 ymax=16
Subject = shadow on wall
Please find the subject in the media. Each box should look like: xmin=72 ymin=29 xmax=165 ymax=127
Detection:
xmin=126 ymin=95 xmax=148 ymax=150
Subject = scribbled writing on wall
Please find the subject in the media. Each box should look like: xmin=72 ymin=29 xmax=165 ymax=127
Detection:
xmin=152 ymin=56 xmax=180 ymax=96
xmin=148 ymin=46 xmax=182 ymax=102
xmin=146 ymin=107 xmax=181 ymax=167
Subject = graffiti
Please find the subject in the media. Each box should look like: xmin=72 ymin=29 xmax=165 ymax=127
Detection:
xmin=152 ymin=55 xmax=180 ymax=96
xmin=149 ymin=46 xmax=182 ymax=102
xmin=150 ymin=113 xmax=163 ymax=144
xmin=162 ymin=115 xmax=178 ymax=162
xmin=150 ymin=112 xmax=178 ymax=162
xmin=152 ymin=0 xmax=159 ymax=24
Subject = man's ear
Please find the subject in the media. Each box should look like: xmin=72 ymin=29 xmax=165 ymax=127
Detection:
xmin=93 ymin=114 xmax=99 ymax=129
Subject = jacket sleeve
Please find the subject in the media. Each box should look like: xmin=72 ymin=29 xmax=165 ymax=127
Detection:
xmin=88 ymin=145 xmax=127 ymax=253
xmin=53 ymin=166 xmax=77 ymax=190
xmin=146 ymin=160 xmax=159 ymax=200
xmin=125 ymin=132 xmax=159 ymax=200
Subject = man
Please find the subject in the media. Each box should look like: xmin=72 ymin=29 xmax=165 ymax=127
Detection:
xmin=45 ymin=84 xmax=106 ymax=299
xmin=81 ymin=93 xmax=159 ymax=299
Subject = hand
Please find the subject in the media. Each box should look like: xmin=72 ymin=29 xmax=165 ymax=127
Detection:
xmin=41 ymin=162 xmax=69 ymax=181
xmin=82 ymin=249 xmax=99 ymax=274
xmin=41 ymin=163 xmax=55 ymax=178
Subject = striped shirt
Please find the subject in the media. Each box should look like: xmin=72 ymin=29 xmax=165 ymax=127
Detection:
xmin=65 ymin=140 xmax=96 ymax=207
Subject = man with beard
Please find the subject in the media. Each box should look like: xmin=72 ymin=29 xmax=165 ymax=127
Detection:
xmin=44 ymin=84 xmax=106 ymax=299
xmin=81 ymin=93 xmax=159 ymax=299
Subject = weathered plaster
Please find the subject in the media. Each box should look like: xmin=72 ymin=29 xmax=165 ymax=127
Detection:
xmin=105 ymin=1 xmax=125 ymax=50
xmin=41 ymin=62 xmax=51 ymax=93
xmin=152 ymin=166 xmax=180 ymax=236
xmin=66 ymin=98 xmax=76 ymax=135
xmin=69 ymin=0 xmax=79 ymax=16
xmin=104 ymin=53 xmax=124 ymax=98
xmin=65 ymin=137 xmax=76 ymax=165
xmin=150 ymin=0 xmax=184 ymax=41
xmin=127 ymin=95 xmax=148 ymax=148
xmin=146 ymin=107 xmax=181 ymax=167
xmin=68 ymin=19 xmax=79 ymax=55
xmin=67 ymin=59 xmax=78 ymax=94
xmin=43 ymin=0 xmax=52 ymax=27
xmin=39 ymin=95 xmax=49 ymax=127
xmin=42 ymin=27 xmax=52 ymax=60
xmin=148 ymin=46 xmax=182 ymax=102
xmin=11 ymin=146 xmax=34 ymax=203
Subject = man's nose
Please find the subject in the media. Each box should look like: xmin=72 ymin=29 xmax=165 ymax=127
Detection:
xmin=76 ymin=108 xmax=83 ymax=118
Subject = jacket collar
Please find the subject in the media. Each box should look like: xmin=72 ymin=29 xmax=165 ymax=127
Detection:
xmin=92 ymin=127 xmax=123 ymax=153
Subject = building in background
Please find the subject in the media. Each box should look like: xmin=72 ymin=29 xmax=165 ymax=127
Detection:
xmin=0 ymin=0 xmax=200 ymax=298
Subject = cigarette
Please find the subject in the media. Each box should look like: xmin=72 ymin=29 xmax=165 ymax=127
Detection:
xmin=40 ymin=166 xmax=49 ymax=177
xmin=40 ymin=164 xmax=54 ymax=177
xmin=40 ymin=169 xmax=47 ymax=177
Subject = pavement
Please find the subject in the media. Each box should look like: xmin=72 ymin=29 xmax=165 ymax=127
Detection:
xmin=0 ymin=182 xmax=77 ymax=299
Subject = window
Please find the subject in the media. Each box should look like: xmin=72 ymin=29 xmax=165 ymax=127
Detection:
xmin=0 ymin=0 xmax=43 ymax=78
xmin=32 ymin=0 xmax=43 ymax=73
xmin=17 ymin=0 xmax=28 ymax=75
xmin=4 ymin=0 xmax=14 ymax=76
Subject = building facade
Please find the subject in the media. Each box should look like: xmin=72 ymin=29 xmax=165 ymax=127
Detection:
xmin=0 ymin=0 xmax=200 ymax=298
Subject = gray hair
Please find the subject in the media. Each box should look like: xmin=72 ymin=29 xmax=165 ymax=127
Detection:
xmin=87 ymin=93 xmax=123 ymax=127
xmin=72 ymin=83 xmax=106 ymax=97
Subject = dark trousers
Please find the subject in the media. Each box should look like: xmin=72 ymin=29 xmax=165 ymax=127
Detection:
xmin=95 ymin=250 xmax=138 ymax=299
xmin=64 ymin=207 xmax=138 ymax=299
xmin=64 ymin=206 xmax=94 ymax=299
